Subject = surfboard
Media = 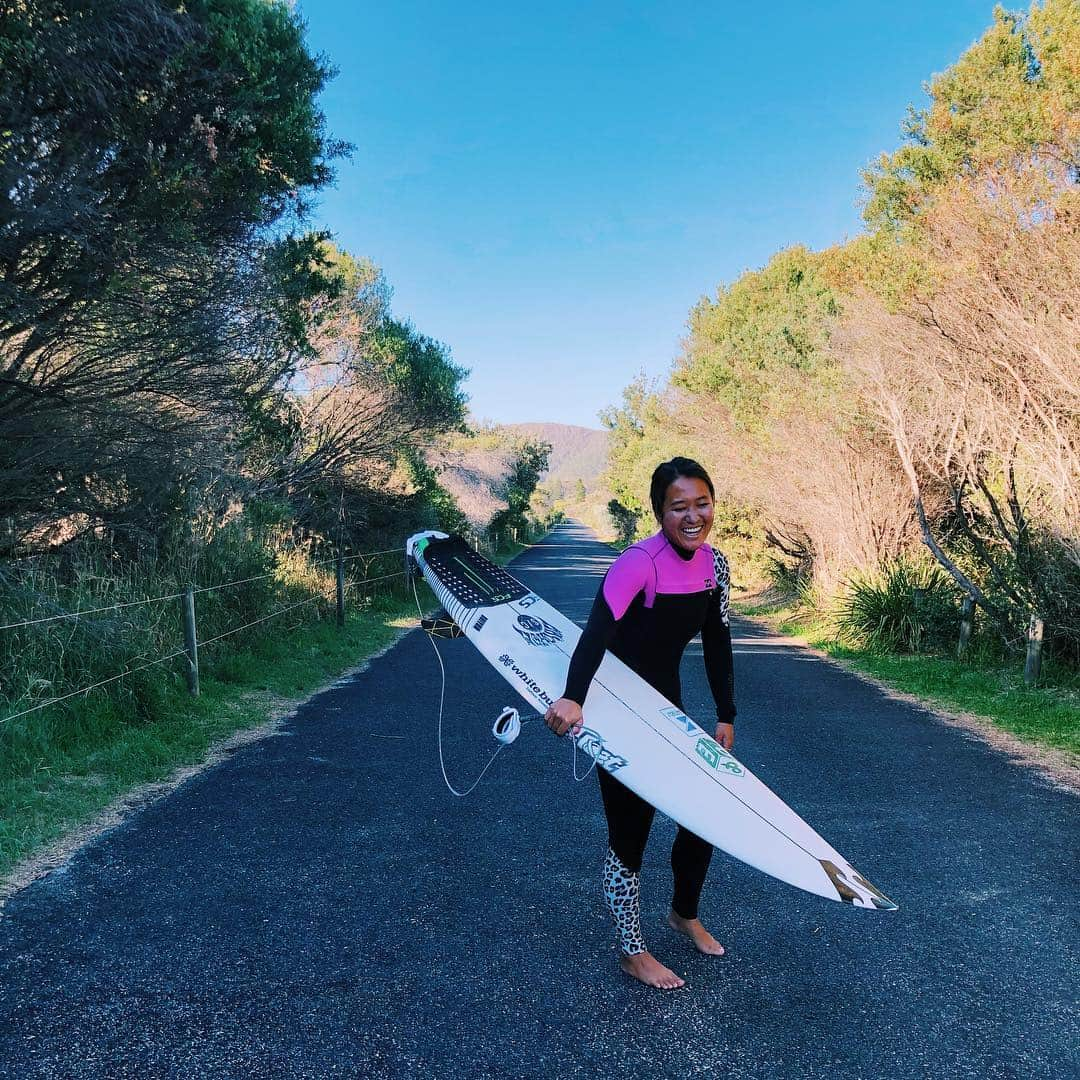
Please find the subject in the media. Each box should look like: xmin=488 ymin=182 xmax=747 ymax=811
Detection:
xmin=407 ymin=531 xmax=897 ymax=911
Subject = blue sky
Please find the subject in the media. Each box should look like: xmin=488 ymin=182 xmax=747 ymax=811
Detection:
xmin=297 ymin=1 xmax=998 ymax=427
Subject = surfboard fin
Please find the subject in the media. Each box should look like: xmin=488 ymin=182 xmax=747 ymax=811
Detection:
xmin=820 ymin=859 xmax=898 ymax=911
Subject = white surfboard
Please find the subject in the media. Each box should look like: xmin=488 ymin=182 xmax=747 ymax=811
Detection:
xmin=407 ymin=531 xmax=896 ymax=910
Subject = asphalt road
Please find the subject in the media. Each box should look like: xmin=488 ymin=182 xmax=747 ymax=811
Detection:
xmin=1 ymin=522 xmax=1077 ymax=1079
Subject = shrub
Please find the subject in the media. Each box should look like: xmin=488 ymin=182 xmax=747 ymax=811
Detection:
xmin=835 ymin=560 xmax=959 ymax=653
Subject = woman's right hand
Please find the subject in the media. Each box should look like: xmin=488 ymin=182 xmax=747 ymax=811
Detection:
xmin=544 ymin=697 xmax=583 ymax=737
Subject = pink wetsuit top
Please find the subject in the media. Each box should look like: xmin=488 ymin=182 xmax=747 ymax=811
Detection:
xmin=563 ymin=530 xmax=735 ymax=723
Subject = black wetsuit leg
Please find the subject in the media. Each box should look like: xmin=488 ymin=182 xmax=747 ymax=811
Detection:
xmin=599 ymin=767 xmax=714 ymax=929
xmin=671 ymin=827 xmax=714 ymax=919
xmin=597 ymin=768 xmax=655 ymax=871
xmin=597 ymin=769 xmax=653 ymax=955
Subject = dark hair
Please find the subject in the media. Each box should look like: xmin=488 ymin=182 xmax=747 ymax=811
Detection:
xmin=649 ymin=457 xmax=715 ymax=519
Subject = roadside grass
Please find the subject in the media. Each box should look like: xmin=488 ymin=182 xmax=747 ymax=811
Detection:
xmin=733 ymin=594 xmax=1080 ymax=758
xmin=0 ymin=591 xmax=422 ymax=883
xmin=0 ymin=534 xmax=538 ymax=887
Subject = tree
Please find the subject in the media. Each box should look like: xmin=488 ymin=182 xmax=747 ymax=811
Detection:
xmin=0 ymin=0 xmax=345 ymax=545
xmin=840 ymin=166 xmax=1080 ymax=652
xmin=863 ymin=1 xmax=1080 ymax=234
xmin=281 ymin=248 xmax=469 ymax=534
xmin=670 ymin=247 xmax=917 ymax=587
xmin=490 ymin=436 xmax=551 ymax=538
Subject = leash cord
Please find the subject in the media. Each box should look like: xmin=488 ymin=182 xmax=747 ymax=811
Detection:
xmin=413 ymin=575 xmax=507 ymax=797
xmin=411 ymin=573 xmax=598 ymax=794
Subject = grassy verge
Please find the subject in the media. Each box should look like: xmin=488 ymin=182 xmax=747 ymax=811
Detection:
xmin=0 ymin=534 xmax=542 ymax=887
xmin=0 ymin=592 xmax=421 ymax=883
xmin=733 ymin=595 xmax=1080 ymax=759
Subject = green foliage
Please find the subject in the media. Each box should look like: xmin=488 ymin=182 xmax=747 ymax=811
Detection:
xmin=372 ymin=320 xmax=469 ymax=434
xmin=675 ymin=246 xmax=841 ymax=436
xmin=489 ymin=436 xmax=551 ymax=538
xmin=607 ymin=500 xmax=640 ymax=546
xmin=863 ymin=1 xmax=1080 ymax=233
xmin=834 ymin=561 xmax=959 ymax=654
xmin=766 ymin=559 xmax=815 ymax=604
xmin=600 ymin=376 xmax=686 ymax=521
xmin=1 ymin=0 xmax=343 ymax=329
xmin=399 ymin=450 xmax=469 ymax=535
xmin=0 ymin=0 xmax=350 ymax=544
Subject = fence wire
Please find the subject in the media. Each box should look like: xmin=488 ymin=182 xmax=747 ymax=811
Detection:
xmin=0 ymin=563 xmax=412 ymax=726
xmin=0 ymin=649 xmax=189 ymax=726
xmin=0 ymin=545 xmax=406 ymax=631
xmin=0 ymin=527 xmax=539 ymax=725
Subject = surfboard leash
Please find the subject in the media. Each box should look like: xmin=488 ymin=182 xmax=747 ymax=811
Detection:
xmin=410 ymin=575 xmax=597 ymax=795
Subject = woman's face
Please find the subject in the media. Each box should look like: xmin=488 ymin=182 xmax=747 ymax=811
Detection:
xmin=658 ymin=476 xmax=714 ymax=553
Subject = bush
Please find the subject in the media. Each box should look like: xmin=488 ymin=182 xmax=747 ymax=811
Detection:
xmin=607 ymin=500 xmax=639 ymax=546
xmin=766 ymin=558 xmax=814 ymax=603
xmin=835 ymin=560 xmax=959 ymax=653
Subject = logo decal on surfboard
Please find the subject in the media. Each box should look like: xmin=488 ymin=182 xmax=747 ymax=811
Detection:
xmin=695 ymin=736 xmax=745 ymax=777
xmin=660 ymin=706 xmax=702 ymax=736
xmin=574 ymin=727 xmax=629 ymax=773
xmin=497 ymin=653 xmax=555 ymax=708
xmin=513 ymin=614 xmax=563 ymax=648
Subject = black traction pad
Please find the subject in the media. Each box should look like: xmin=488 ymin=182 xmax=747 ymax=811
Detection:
xmin=421 ymin=535 xmax=529 ymax=608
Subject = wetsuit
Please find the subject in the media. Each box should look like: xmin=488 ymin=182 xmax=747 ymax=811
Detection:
xmin=562 ymin=529 xmax=735 ymax=956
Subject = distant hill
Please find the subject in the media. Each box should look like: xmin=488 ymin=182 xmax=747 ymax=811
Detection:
xmin=506 ymin=423 xmax=609 ymax=487
xmin=426 ymin=423 xmax=610 ymax=530
xmin=428 ymin=444 xmax=513 ymax=528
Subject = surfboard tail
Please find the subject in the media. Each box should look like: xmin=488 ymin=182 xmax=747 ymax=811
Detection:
xmin=819 ymin=859 xmax=898 ymax=911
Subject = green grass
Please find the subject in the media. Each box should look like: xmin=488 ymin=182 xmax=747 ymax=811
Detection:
xmin=0 ymin=588 xmax=427 ymax=884
xmin=733 ymin=595 xmax=1080 ymax=758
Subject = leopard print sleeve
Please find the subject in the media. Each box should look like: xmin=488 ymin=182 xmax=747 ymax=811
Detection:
xmin=702 ymin=545 xmax=736 ymax=724
xmin=711 ymin=547 xmax=731 ymax=628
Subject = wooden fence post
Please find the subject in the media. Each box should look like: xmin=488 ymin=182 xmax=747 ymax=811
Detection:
xmin=181 ymin=586 xmax=199 ymax=697
xmin=335 ymin=549 xmax=345 ymax=628
xmin=1024 ymin=614 xmax=1044 ymax=685
xmin=957 ymin=595 xmax=975 ymax=658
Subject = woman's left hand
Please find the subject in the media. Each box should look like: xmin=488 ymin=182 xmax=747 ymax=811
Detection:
xmin=715 ymin=722 xmax=734 ymax=751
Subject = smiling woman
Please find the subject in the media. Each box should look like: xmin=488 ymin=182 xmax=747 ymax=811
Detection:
xmin=543 ymin=456 xmax=736 ymax=990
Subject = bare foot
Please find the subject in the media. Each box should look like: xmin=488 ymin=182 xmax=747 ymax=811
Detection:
xmin=619 ymin=951 xmax=686 ymax=990
xmin=667 ymin=911 xmax=726 ymax=956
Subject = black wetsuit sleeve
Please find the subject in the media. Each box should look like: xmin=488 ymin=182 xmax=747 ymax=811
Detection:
xmin=562 ymin=589 xmax=618 ymax=707
xmin=702 ymin=560 xmax=736 ymax=725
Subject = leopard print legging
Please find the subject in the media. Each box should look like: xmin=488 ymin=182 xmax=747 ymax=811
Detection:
xmin=603 ymin=847 xmax=646 ymax=956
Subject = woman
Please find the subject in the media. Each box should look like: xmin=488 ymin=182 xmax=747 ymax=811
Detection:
xmin=544 ymin=457 xmax=736 ymax=990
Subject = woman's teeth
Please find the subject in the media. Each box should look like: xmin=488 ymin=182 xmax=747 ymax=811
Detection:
xmin=681 ymin=525 xmax=703 ymax=537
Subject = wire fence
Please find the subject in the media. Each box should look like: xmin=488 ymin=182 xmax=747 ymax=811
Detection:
xmin=0 ymin=545 xmax=412 ymax=726
xmin=0 ymin=546 xmax=405 ymax=631
xmin=0 ymin=522 xmax=544 ymax=727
